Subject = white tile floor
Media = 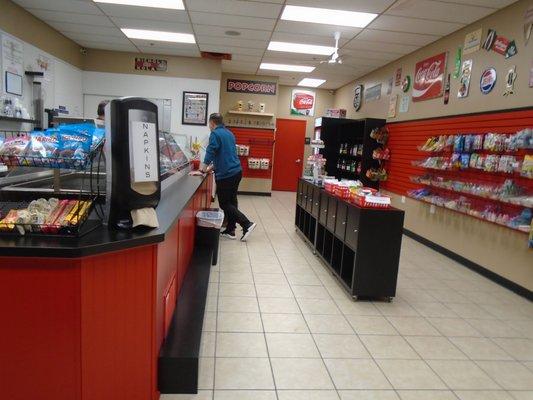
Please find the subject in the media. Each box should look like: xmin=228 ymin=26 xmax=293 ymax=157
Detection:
xmin=162 ymin=192 xmax=533 ymax=400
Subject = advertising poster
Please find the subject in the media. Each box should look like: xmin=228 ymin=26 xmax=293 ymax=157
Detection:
xmin=291 ymin=89 xmax=315 ymax=116
xmin=395 ymin=68 xmax=402 ymax=86
xmin=182 ymin=91 xmax=208 ymax=125
xmin=524 ymin=5 xmax=533 ymax=45
xmin=412 ymin=52 xmax=447 ymax=102
xmin=365 ymin=83 xmax=382 ymax=102
xmin=463 ymin=29 xmax=482 ymax=55
xmin=458 ymin=59 xmax=473 ymax=98
xmin=387 ymin=77 xmax=393 ymax=95
xmin=399 ymin=95 xmax=410 ymax=113
xmin=387 ymin=95 xmax=398 ymax=118
xmin=452 ymin=47 xmax=462 ymax=79
xmin=492 ymin=36 xmax=510 ymax=55
xmin=529 ymin=59 xmax=533 ymax=88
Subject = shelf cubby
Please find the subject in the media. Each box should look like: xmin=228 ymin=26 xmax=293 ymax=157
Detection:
xmin=331 ymin=237 xmax=343 ymax=274
xmin=341 ymin=246 xmax=355 ymax=289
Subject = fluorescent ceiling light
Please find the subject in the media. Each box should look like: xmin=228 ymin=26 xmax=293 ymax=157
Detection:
xmin=94 ymin=0 xmax=184 ymax=9
xmin=281 ymin=5 xmax=377 ymax=28
xmin=260 ymin=63 xmax=315 ymax=73
xmin=268 ymin=41 xmax=335 ymax=56
xmin=298 ymin=78 xmax=326 ymax=88
xmin=121 ymin=28 xmax=195 ymax=43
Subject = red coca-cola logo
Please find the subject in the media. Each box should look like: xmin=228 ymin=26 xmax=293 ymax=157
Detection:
xmin=293 ymin=93 xmax=314 ymax=109
xmin=413 ymin=52 xmax=447 ymax=102
xmin=415 ymin=60 xmax=442 ymax=87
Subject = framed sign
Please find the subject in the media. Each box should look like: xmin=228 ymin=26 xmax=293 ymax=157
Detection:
xmin=365 ymin=83 xmax=382 ymax=102
xmin=5 ymin=71 xmax=22 ymax=96
xmin=353 ymin=85 xmax=363 ymax=111
xmin=413 ymin=52 xmax=447 ymax=102
xmin=182 ymin=91 xmax=208 ymax=126
xmin=291 ymin=89 xmax=315 ymax=116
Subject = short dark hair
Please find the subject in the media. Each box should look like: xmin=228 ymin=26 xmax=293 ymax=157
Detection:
xmin=97 ymin=100 xmax=109 ymax=117
xmin=209 ymin=113 xmax=223 ymax=125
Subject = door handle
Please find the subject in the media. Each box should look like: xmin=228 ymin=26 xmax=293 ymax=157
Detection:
xmin=295 ymin=159 xmax=301 ymax=163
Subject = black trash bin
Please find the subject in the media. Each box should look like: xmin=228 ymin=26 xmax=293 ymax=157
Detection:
xmin=195 ymin=209 xmax=224 ymax=266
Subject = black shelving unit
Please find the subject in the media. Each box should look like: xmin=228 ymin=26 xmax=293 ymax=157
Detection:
xmin=296 ymin=178 xmax=405 ymax=300
xmin=315 ymin=117 xmax=385 ymax=189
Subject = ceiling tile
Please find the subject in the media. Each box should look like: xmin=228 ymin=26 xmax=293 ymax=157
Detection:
xmin=436 ymin=0 xmax=516 ymax=8
xmin=137 ymin=46 xmax=201 ymax=57
xmin=25 ymin=8 xmax=114 ymax=27
xmin=386 ymin=0 xmax=496 ymax=24
xmin=263 ymin=51 xmax=324 ymax=63
xmin=341 ymin=55 xmax=388 ymax=67
xmin=340 ymin=48 xmax=399 ymax=61
xmin=368 ymin=15 xmax=464 ymax=36
xmin=271 ymin=32 xmax=350 ymax=47
xmin=62 ymin=31 xmax=133 ymax=45
xmin=189 ymin=12 xmax=276 ymax=31
xmin=130 ymin=39 xmax=198 ymax=50
xmin=343 ymin=38 xmax=419 ymax=55
xmin=79 ymin=41 xmax=138 ymax=52
xmin=196 ymin=35 xmax=268 ymax=49
xmin=110 ymin=17 xmax=193 ymax=33
xmin=284 ymin=0 xmax=395 ymax=13
xmin=43 ymin=21 xmax=125 ymax=37
xmin=193 ymin=25 xmax=272 ymax=40
xmin=97 ymin=3 xmax=189 ymax=22
xmin=357 ymin=28 xmax=440 ymax=46
xmin=199 ymin=44 xmax=264 ymax=57
xmin=221 ymin=60 xmax=259 ymax=73
xmin=12 ymin=0 xmax=103 ymax=14
xmin=275 ymin=20 xmax=362 ymax=39
xmin=230 ymin=54 xmax=264 ymax=63
xmin=312 ymin=63 xmax=363 ymax=77
xmin=185 ymin=0 xmax=282 ymax=18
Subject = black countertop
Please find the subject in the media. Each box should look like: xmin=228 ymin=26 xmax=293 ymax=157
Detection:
xmin=0 ymin=174 xmax=208 ymax=258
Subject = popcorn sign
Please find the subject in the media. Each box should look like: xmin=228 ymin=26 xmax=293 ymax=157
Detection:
xmin=412 ymin=52 xmax=447 ymax=102
xmin=291 ymin=89 xmax=316 ymax=116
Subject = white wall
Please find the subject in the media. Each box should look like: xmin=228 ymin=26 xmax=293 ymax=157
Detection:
xmin=82 ymin=71 xmax=220 ymax=147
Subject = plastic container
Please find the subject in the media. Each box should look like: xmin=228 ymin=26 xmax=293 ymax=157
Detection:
xmin=196 ymin=210 xmax=224 ymax=228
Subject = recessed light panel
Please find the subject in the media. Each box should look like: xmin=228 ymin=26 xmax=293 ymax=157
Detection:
xmin=281 ymin=5 xmax=377 ymax=28
xmin=260 ymin=63 xmax=315 ymax=73
xmin=121 ymin=28 xmax=195 ymax=43
xmin=268 ymin=41 xmax=335 ymax=56
xmin=298 ymin=78 xmax=326 ymax=87
xmin=94 ymin=0 xmax=184 ymax=9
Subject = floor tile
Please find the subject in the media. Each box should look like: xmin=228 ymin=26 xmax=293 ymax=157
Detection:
xmin=411 ymin=302 xmax=459 ymax=318
xmin=335 ymin=299 xmax=382 ymax=316
xmin=405 ymin=336 xmax=467 ymax=360
xmin=262 ymin=313 xmax=309 ymax=333
xmin=219 ymin=283 xmax=256 ymax=297
xmin=450 ymin=337 xmax=514 ymax=361
xmin=325 ymin=359 xmax=392 ymax=389
xmin=215 ymin=358 xmax=274 ymax=390
xmin=346 ymin=315 xmax=398 ymax=335
xmin=258 ymin=297 xmax=301 ymax=314
xmin=219 ymin=272 xmax=254 ymax=284
xmin=200 ymin=332 xmax=216 ymax=357
xmin=476 ymin=360 xmax=533 ymax=390
xmin=465 ymin=319 xmax=524 ymax=338
xmin=374 ymin=300 xmax=420 ymax=317
xmin=387 ymin=316 xmax=441 ymax=336
xmin=255 ymin=284 xmax=294 ymax=298
xmin=360 ymin=335 xmax=420 ymax=359
xmin=426 ymin=360 xmax=500 ymax=390
xmin=285 ymin=273 xmax=322 ymax=286
xmin=427 ymin=318 xmax=482 ymax=337
xmin=313 ymin=334 xmax=370 ymax=358
xmin=298 ymin=298 xmax=341 ymax=315
xmin=216 ymin=333 xmax=268 ymax=357
xmin=277 ymin=390 xmax=340 ymax=400
xmin=217 ymin=312 xmax=263 ymax=333
xmin=253 ymin=273 xmax=288 ymax=286
xmin=339 ymin=390 xmax=400 ymax=400
xmin=252 ymin=263 xmax=283 ymax=274
xmin=161 ymin=390 xmax=213 ymax=400
xmin=206 ymin=296 xmax=218 ymax=312
xmin=509 ymin=391 xmax=533 ymax=400
xmin=377 ymin=359 xmax=446 ymax=390
xmin=266 ymin=333 xmax=320 ymax=358
xmin=198 ymin=358 xmax=215 ymax=390
xmin=214 ymin=390 xmax=276 ymax=400
xmin=305 ymin=314 xmax=354 ymax=334
xmin=218 ymin=296 xmax=259 ymax=313
xmin=492 ymin=338 xmax=533 ymax=361
xmin=445 ymin=302 xmax=498 ymax=319
xmin=271 ymin=358 xmax=334 ymax=389
xmin=397 ymin=390 xmax=458 ymax=400
xmin=454 ymin=390 xmax=514 ymax=400
xmin=203 ymin=311 xmax=217 ymax=332
xmin=291 ymin=285 xmax=331 ymax=299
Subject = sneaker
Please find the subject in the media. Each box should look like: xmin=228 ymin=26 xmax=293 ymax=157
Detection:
xmin=240 ymin=222 xmax=257 ymax=242
xmin=221 ymin=229 xmax=237 ymax=240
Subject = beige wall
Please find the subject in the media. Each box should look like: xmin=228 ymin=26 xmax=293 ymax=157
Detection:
xmin=0 ymin=0 xmax=83 ymax=68
xmin=333 ymin=0 xmax=533 ymax=291
xmin=334 ymin=0 xmax=533 ymax=122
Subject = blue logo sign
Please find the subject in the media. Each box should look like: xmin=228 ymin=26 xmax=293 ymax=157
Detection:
xmin=480 ymin=68 xmax=497 ymax=94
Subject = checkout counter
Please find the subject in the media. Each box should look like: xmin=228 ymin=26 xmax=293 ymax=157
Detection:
xmin=0 ymin=98 xmax=213 ymax=400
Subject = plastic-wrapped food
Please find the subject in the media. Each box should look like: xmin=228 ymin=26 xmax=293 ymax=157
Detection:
xmin=26 ymin=130 xmax=60 ymax=165
xmin=58 ymin=130 xmax=92 ymax=160
xmin=453 ymin=135 xmax=464 ymax=152
xmin=0 ymin=134 xmax=30 ymax=156
xmin=0 ymin=209 xmax=18 ymax=232
xmin=460 ymin=154 xmax=470 ymax=169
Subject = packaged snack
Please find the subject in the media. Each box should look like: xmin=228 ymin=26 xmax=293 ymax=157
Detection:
xmin=484 ymin=155 xmax=500 ymax=172
xmin=454 ymin=135 xmax=464 ymax=152
xmin=472 ymin=135 xmax=484 ymax=150
xmin=58 ymin=130 xmax=92 ymax=160
xmin=0 ymin=134 xmax=30 ymax=166
xmin=469 ymin=153 xmax=479 ymax=168
xmin=27 ymin=130 xmax=60 ymax=164
xmin=451 ymin=153 xmax=462 ymax=169
xmin=522 ymin=155 xmax=533 ymax=179
xmin=498 ymin=155 xmax=518 ymax=174
xmin=463 ymin=135 xmax=474 ymax=152
xmin=476 ymin=154 xmax=486 ymax=169
xmin=460 ymin=154 xmax=470 ymax=169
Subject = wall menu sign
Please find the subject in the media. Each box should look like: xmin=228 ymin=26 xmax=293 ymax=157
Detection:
xmin=134 ymin=57 xmax=167 ymax=72
xmin=412 ymin=52 xmax=447 ymax=102
xmin=131 ymin=121 xmax=158 ymax=183
xmin=227 ymin=79 xmax=277 ymax=95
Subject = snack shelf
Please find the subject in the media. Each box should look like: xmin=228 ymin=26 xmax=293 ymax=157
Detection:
xmin=407 ymin=195 xmax=530 ymax=235
xmin=227 ymin=110 xmax=275 ymax=117
xmin=0 ymin=153 xmax=94 ymax=170
xmin=412 ymin=162 xmax=532 ymax=179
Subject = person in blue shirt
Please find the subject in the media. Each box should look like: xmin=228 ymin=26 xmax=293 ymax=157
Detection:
xmin=202 ymin=113 xmax=256 ymax=241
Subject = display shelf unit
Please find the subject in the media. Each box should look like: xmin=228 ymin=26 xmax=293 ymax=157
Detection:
xmin=296 ymin=178 xmax=404 ymax=299
xmin=227 ymin=110 xmax=275 ymax=117
xmin=316 ymin=117 xmax=386 ymax=189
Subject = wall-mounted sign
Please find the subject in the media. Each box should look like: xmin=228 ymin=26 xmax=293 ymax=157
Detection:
xmin=395 ymin=68 xmax=402 ymax=86
xmin=452 ymin=47 xmax=462 ymax=79
xmin=413 ymin=52 xmax=447 ymax=102
xmin=131 ymin=121 xmax=158 ymax=183
xmin=529 ymin=59 xmax=533 ymax=88
xmin=505 ymin=41 xmax=518 ymax=59
xmin=399 ymin=95 xmax=410 ymax=113
xmin=482 ymin=29 xmax=497 ymax=50
xmin=387 ymin=77 xmax=393 ymax=95
xmin=504 ymin=65 xmax=517 ymax=96
xmin=182 ymin=91 xmax=208 ymax=125
xmin=365 ymin=83 xmax=382 ymax=102
xmin=227 ymin=79 xmax=276 ymax=95
xmin=353 ymin=84 xmax=363 ymax=111
xmin=458 ymin=59 xmax=473 ymax=98
xmin=401 ymin=75 xmax=411 ymax=93
xmin=480 ymin=68 xmax=497 ymax=94
xmin=492 ymin=36 xmax=510 ymax=55
xmin=463 ymin=28 xmax=482 ymax=55
xmin=291 ymin=89 xmax=315 ymax=116
xmin=387 ymin=95 xmax=398 ymax=118
xmin=444 ymin=73 xmax=451 ymax=104
xmin=524 ymin=5 xmax=533 ymax=45
xmin=134 ymin=57 xmax=167 ymax=72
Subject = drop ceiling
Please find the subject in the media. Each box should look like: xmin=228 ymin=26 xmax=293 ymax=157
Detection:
xmin=13 ymin=0 xmax=518 ymax=89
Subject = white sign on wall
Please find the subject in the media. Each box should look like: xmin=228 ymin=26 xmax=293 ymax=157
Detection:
xmin=131 ymin=121 xmax=158 ymax=183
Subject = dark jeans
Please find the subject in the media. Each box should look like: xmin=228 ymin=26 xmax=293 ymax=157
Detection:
xmin=216 ymin=171 xmax=250 ymax=232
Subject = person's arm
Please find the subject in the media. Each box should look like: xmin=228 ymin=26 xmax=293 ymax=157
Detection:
xmin=202 ymin=132 xmax=219 ymax=171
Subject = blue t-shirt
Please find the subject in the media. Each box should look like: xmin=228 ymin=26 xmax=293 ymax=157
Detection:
xmin=203 ymin=125 xmax=242 ymax=181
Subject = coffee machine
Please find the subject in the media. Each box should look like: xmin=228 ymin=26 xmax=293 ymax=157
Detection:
xmin=105 ymin=97 xmax=161 ymax=229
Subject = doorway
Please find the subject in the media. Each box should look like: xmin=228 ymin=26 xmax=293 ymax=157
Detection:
xmin=272 ymin=118 xmax=306 ymax=191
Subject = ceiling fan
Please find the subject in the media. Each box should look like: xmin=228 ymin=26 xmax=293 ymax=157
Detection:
xmin=320 ymin=32 xmax=343 ymax=65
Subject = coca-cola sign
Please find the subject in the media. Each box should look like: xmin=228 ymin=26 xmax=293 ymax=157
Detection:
xmin=291 ymin=89 xmax=315 ymax=116
xmin=412 ymin=52 xmax=447 ymax=102
xmin=134 ymin=57 xmax=167 ymax=72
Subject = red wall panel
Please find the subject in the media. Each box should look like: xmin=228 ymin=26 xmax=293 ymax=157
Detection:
xmin=231 ymin=127 xmax=275 ymax=179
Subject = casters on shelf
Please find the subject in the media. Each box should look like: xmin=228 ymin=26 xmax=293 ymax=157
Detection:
xmin=386 ymin=297 xmax=393 ymax=303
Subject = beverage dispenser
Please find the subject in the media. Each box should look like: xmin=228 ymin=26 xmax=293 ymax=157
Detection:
xmin=105 ymin=97 xmax=161 ymax=229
